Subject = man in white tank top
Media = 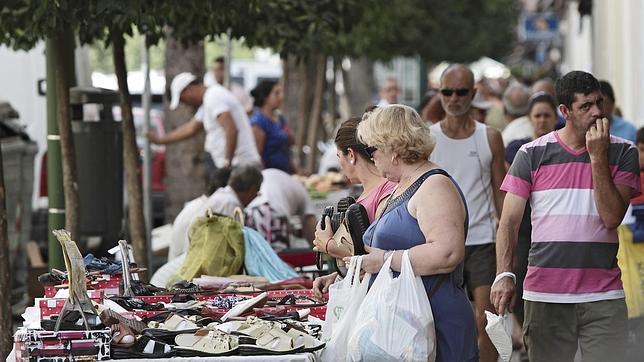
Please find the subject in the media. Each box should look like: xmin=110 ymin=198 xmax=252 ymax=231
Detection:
xmin=429 ymin=64 xmax=507 ymax=362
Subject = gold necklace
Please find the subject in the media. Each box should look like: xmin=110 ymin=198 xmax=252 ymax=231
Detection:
xmin=392 ymin=163 xmax=430 ymax=198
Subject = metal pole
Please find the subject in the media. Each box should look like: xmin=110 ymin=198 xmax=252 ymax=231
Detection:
xmin=45 ymin=38 xmax=65 ymax=270
xmin=224 ymin=28 xmax=232 ymax=89
xmin=141 ymin=36 xmax=153 ymax=273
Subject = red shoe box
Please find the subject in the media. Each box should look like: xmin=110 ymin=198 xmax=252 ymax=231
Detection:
xmin=44 ymin=274 xmax=122 ymax=298
xmin=39 ymin=290 xmax=105 ymax=318
xmin=14 ymin=328 xmax=111 ymax=361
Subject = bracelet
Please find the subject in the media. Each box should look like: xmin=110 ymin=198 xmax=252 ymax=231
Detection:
xmin=492 ymin=272 xmax=516 ymax=287
xmin=325 ymin=238 xmax=333 ymax=254
xmin=383 ymin=250 xmax=394 ymax=263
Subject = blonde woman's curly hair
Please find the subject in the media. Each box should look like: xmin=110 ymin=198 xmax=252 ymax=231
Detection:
xmin=357 ymin=104 xmax=436 ymax=164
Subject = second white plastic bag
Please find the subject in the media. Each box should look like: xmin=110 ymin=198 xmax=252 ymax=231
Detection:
xmin=320 ymin=256 xmax=371 ymax=362
xmin=347 ymin=250 xmax=436 ymax=362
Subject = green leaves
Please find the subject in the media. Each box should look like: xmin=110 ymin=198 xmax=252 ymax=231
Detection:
xmin=0 ymin=0 xmax=519 ymax=64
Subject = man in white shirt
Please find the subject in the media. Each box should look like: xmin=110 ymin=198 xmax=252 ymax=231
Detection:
xmin=245 ymin=169 xmax=317 ymax=251
xmin=148 ymin=72 xmax=260 ymax=171
xmin=167 ymin=165 xmax=263 ymax=260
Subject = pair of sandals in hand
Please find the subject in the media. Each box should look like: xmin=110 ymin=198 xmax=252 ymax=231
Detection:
xmin=317 ymin=197 xmax=371 ymax=277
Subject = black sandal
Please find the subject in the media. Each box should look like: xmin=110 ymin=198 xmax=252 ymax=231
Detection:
xmin=111 ymin=335 xmax=175 ymax=359
xmin=41 ymin=311 xmax=104 ymax=331
xmin=267 ymin=294 xmax=326 ymax=308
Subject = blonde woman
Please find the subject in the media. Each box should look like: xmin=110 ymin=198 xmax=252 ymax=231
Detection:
xmin=314 ymin=105 xmax=478 ymax=361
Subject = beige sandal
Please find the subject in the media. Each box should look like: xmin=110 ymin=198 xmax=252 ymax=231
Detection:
xmin=174 ymin=328 xmax=239 ymax=356
xmin=219 ymin=317 xmax=304 ymax=355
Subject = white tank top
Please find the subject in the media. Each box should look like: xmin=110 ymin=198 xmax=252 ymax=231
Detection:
xmin=429 ymin=121 xmax=496 ymax=246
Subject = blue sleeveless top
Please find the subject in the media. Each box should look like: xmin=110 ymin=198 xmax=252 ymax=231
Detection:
xmin=249 ymin=110 xmax=293 ymax=174
xmin=363 ymin=169 xmax=479 ymax=362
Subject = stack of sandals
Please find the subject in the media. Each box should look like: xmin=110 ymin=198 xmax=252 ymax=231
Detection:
xmin=47 ymin=291 xmax=326 ymax=358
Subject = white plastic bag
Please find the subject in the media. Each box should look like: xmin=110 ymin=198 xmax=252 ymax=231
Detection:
xmin=484 ymin=311 xmax=513 ymax=362
xmin=347 ymin=250 xmax=436 ymax=362
xmin=320 ymin=256 xmax=371 ymax=362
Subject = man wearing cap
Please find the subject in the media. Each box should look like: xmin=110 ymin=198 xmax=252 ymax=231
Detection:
xmin=470 ymin=92 xmax=493 ymax=124
xmin=148 ymin=72 xmax=260 ymax=177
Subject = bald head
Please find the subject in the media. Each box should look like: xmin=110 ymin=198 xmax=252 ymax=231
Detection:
xmin=532 ymin=79 xmax=555 ymax=97
xmin=440 ymin=64 xmax=475 ymax=89
xmin=439 ymin=64 xmax=476 ymax=117
xmin=502 ymin=83 xmax=531 ymax=119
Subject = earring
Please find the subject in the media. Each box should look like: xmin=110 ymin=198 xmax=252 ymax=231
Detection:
xmin=350 ymin=158 xmax=355 ymax=165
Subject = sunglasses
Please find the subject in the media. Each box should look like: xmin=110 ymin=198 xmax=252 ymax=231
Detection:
xmin=440 ymin=88 xmax=470 ymax=97
xmin=364 ymin=146 xmax=378 ymax=159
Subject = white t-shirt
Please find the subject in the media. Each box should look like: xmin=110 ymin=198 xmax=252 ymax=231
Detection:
xmin=246 ymin=168 xmax=315 ymax=218
xmin=203 ymin=72 xmax=253 ymax=112
xmin=167 ymin=186 xmax=243 ymax=260
xmin=167 ymin=195 xmax=209 ymax=260
xmin=501 ymin=116 xmax=533 ymax=146
xmin=195 ymin=84 xmax=260 ymax=168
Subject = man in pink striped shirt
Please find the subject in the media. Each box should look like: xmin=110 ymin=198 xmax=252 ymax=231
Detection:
xmin=491 ymin=71 xmax=640 ymax=362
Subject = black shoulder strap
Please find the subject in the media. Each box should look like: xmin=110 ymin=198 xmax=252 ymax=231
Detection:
xmin=382 ymin=168 xmax=469 ymax=241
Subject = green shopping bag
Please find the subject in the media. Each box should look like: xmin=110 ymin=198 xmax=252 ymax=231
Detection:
xmin=178 ymin=208 xmax=245 ymax=281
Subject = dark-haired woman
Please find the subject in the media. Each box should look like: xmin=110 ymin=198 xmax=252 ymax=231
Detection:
xmin=250 ymin=80 xmax=295 ymax=173
xmin=312 ymin=116 xmax=396 ymax=299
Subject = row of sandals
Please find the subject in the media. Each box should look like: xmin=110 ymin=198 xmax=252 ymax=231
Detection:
xmin=41 ymin=292 xmax=325 ymax=358
xmin=109 ymin=315 xmax=324 ymax=358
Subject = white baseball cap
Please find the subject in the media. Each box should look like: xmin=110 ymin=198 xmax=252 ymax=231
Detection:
xmin=169 ymin=72 xmax=197 ymax=110
xmin=471 ymin=91 xmax=492 ymax=110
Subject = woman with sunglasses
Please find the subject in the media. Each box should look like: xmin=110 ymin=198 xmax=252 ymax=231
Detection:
xmin=315 ymin=105 xmax=478 ymax=361
xmin=312 ymin=115 xmax=396 ymax=287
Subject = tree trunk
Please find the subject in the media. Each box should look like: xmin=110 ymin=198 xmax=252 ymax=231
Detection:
xmin=53 ymin=32 xmax=80 ymax=242
xmin=282 ymin=56 xmax=302 ymax=168
xmin=163 ymin=35 xmax=205 ymax=222
xmin=346 ymin=57 xmax=376 ymax=117
xmin=305 ymin=55 xmax=327 ymax=174
xmin=294 ymin=60 xmax=311 ymax=171
xmin=328 ymin=57 xmax=340 ymax=125
xmin=111 ymin=31 xmax=149 ymax=279
xmin=0 ymin=142 xmax=12 ymax=362
xmin=46 ymin=38 xmax=65 ymax=270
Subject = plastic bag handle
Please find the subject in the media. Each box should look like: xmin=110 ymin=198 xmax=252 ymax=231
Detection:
xmin=400 ymin=250 xmax=414 ymax=277
xmin=344 ymin=256 xmax=362 ymax=284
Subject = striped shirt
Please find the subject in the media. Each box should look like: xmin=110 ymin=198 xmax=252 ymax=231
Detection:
xmin=501 ymin=131 xmax=640 ymax=303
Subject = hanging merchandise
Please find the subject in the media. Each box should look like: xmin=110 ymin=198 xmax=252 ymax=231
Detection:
xmin=320 ymin=256 xmax=371 ymax=362
xmin=242 ymin=226 xmax=298 ymax=282
xmin=347 ymin=251 xmax=436 ymax=362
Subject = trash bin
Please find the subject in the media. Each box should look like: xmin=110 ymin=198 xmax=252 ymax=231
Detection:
xmin=70 ymin=87 xmax=123 ymax=254
xmin=0 ymin=100 xmax=37 ymax=315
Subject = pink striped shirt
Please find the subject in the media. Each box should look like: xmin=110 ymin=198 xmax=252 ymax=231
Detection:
xmin=501 ymin=131 xmax=640 ymax=303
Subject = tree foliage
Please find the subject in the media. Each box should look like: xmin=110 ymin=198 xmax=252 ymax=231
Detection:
xmin=343 ymin=0 xmax=519 ymax=62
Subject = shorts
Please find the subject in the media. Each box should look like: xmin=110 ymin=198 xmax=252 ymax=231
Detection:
xmin=523 ymin=299 xmax=627 ymax=362
xmin=463 ymin=243 xmax=496 ymax=292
